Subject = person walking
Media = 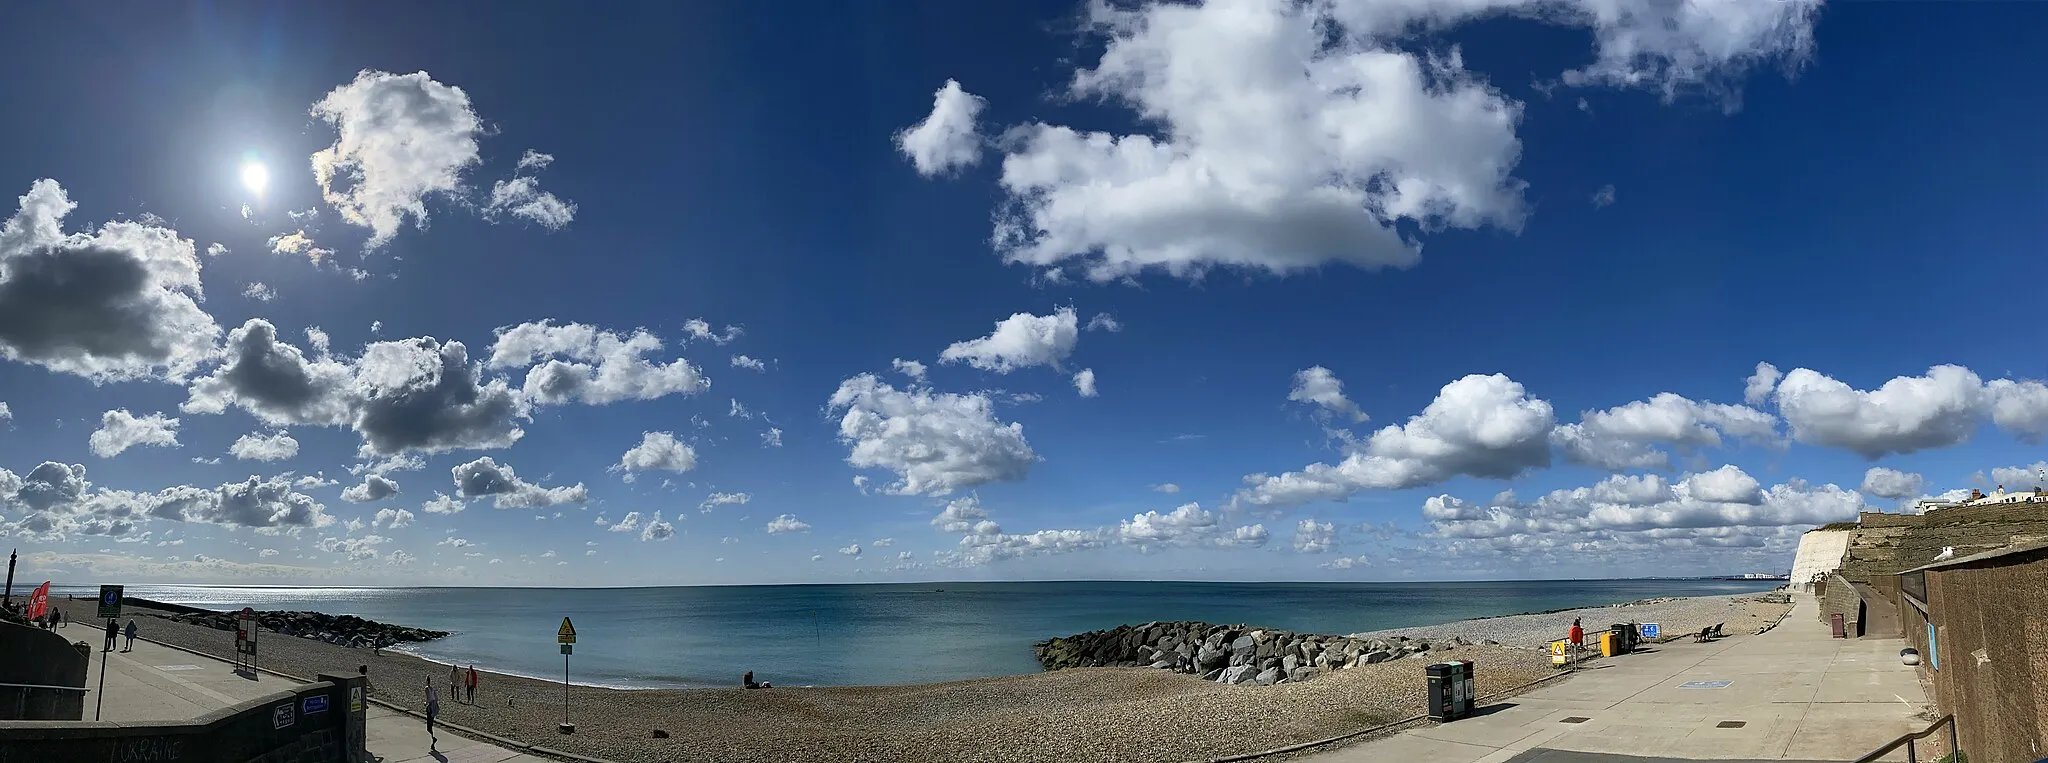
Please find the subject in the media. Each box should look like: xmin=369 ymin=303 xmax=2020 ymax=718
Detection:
xmin=1567 ymin=617 xmax=1585 ymax=665
xmin=103 ymin=618 xmax=118 ymax=652
xmin=123 ymin=619 xmax=138 ymax=652
xmin=425 ymin=678 xmax=441 ymax=749
xmin=449 ymin=664 xmax=460 ymax=700
xmin=53 ymin=609 xmax=62 ymax=628
xmin=465 ymin=665 xmax=477 ymax=704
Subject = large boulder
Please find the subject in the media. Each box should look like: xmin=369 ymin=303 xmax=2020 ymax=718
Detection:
xmin=1220 ymin=665 xmax=1258 ymax=684
xmin=1197 ymin=645 xmax=1229 ymax=668
xmin=1254 ymin=667 xmax=1282 ymax=686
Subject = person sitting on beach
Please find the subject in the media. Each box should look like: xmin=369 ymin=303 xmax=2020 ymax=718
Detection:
xmin=743 ymin=671 xmax=759 ymax=689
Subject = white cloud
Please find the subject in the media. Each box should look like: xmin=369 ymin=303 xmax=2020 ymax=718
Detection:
xmin=731 ymin=355 xmax=767 ymax=371
xmin=0 ymin=402 xmax=8 ymax=421
xmin=450 ymin=457 xmax=588 ymax=509
xmin=517 ymin=150 xmax=554 ymax=171
xmin=932 ymin=496 xmax=993 ymax=534
xmin=1084 ymin=314 xmax=1122 ymax=333
xmin=1289 ymin=366 xmax=1367 ymax=423
xmin=489 ymin=321 xmax=707 ymax=406
xmin=310 ymin=70 xmax=482 ymax=248
xmin=351 ymin=336 xmax=529 ymax=455
xmin=258 ymin=548 xmax=279 ymax=558
xmin=1988 ymin=462 xmax=2048 ymax=491
xmin=1151 ymin=483 xmax=1180 ymax=494
xmin=1771 ymin=365 xmax=1985 ymax=458
xmin=1744 ymin=362 xmax=1783 ymax=406
xmin=1293 ymin=519 xmax=1338 ymax=553
xmin=765 ymin=514 xmax=810 ymax=534
xmin=485 ymin=176 xmax=576 ymax=230
xmin=1425 ymin=468 xmax=1862 ymax=542
xmin=420 ymin=493 xmax=465 ymax=515
xmin=182 ymin=319 xmax=356 ymax=429
xmin=1684 ymin=465 xmax=1763 ymax=505
xmin=872 ymin=538 xmax=894 ymax=547
xmin=612 ymin=432 xmax=697 ymax=480
xmin=1073 ymin=369 xmax=1098 ymax=398
xmin=698 ymin=491 xmax=750 ymax=513
xmin=641 ymin=511 xmax=675 ymax=541
xmin=897 ymin=550 xmax=914 ymax=561
xmin=681 ymin=319 xmax=742 ymax=345
xmin=1591 ymin=184 xmax=1616 ymax=209
xmin=372 ymin=507 xmax=414 ymax=529
xmin=342 ymin=474 xmax=400 ymax=503
xmin=1860 ymin=467 xmax=1925 ymax=501
xmin=244 ymin=282 xmax=277 ymax=302
xmin=228 ymin=431 xmax=300 ymax=462
xmin=206 ymin=243 xmax=228 ymax=257
xmin=827 ymin=374 xmax=1036 ymax=496
xmin=147 ymin=475 xmax=336 ymax=531
xmin=1321 ymin=555 xmax=1371 ymax=570
xmin=320 ymin=534 xmax=390 ymax=560
xmin=838 ymin=543 xmax=862 ymax=557
xmin=891 ymin=358 xmax=927 ymax=381
xmin=437 ymin=537 xmax=472 ymax=548
xmin=1236 ymin=374 xmax=1554 ymax=508
xmin=1551 ymin=392 xmax=1776 ymax=471
xmin=608 ymin=512 xmax=640 ymax=532
xmin=946 ymin=528 xmax=1105 ymax=566
xmin=1114 ymin=502 xmax=1270 ymax=550
xmin=939 ymin=307 xmax=1080 ymax=373
xmin=0 ymin=179 xmax=221 ymax=382
xmin=267 ymin=231 xmax=336 ymax=265
xmin=89 ymin=410 xmax=181 ymax=457
xmin=895 ymin=79 xmax=986 ymax=177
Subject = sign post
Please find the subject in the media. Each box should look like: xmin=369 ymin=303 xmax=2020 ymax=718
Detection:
xmin=94 ymin=584 xmax=122 ymax=721
xmin=557 ymin=617 xmax=576 ymax=734
xmin=236 ymin=607 xmax=260 ymax=677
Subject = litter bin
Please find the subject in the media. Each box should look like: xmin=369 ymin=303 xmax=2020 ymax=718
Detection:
xmin=1598 ymin=631 xmax=1618 ymax=657
xmin=1426 ymin=661 xmax=1475 ymax=721
xmin=1609 ymin=624 xmax=1635 ymax=654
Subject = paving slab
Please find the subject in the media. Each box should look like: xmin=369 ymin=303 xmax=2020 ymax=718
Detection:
xmin=1295 ymin=593 xmax=1928 ymax=763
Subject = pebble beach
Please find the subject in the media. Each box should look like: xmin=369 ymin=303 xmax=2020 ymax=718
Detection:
xmin=54 ymin=589 xmax=1790 ymax=763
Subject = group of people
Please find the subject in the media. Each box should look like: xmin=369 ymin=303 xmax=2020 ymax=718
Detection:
xmin=420 ymin=664 xmax=480 ymax=750
xmin=104 ymin=618 xmax=138 ymax=652
xmin=28 ymin=608 xmax=63 ymax=629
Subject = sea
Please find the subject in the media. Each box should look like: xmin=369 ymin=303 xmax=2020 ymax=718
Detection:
xmin=47 ymin=579 xmax=1779 ymax=688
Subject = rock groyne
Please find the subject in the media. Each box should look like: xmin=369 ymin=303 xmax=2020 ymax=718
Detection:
xmin=1034 ymin=621 xmax=1457 ymax=686
xmin=157 ymin=608 xmax=447 ymax=650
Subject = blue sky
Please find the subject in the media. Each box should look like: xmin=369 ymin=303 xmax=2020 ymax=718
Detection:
xmin=3 ymin=0 xmax=2046 ymax=586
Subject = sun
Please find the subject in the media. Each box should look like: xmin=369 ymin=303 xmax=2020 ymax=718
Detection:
xmin=239 ymin=161 xmax=269 ymax=195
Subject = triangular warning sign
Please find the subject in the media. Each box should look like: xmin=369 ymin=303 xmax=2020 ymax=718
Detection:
xmin=558 ymin=617 xmax=576 ymax=637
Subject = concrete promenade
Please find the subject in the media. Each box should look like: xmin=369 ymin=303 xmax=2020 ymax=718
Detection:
xmin=1297 ymin=593 xmax=1929 ymax=763
xmin=80 ymin=630 xmax=549 ymax=763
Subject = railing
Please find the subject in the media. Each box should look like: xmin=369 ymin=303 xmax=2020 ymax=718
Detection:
xmin=1853 ymin=714 xmax=1959 ymax=763
xmin=3 ymin=681 xmax=89 ymax=722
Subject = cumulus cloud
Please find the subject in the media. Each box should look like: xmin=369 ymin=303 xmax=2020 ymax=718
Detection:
xmin=1293 ymin=519 xmax=1338 ymax=553
xmin=761 ymin=428 xmax=783 ymax=448
xmin=372 ymin=507 xmax=414 ymax=528
xmin=485 ymin=176 xmax=576 ymax=230
xmin=149 ymin=475 xmax=335 ymax=530
xmin=1073 ymin=368 xmax=1098 ymax=398
xmin=698 ymin=491 xmax=750 ymax=513
xmin=1425 ymin=467 xmax=1862 ymax=543
xmin=89 ymin=410 xmax=181 ymax=457
xmin=1117 ymin=502 xmax=1269 ymax=549
xmin=1289 ymin=366 xmax=1367 ymax=423
xmin=838 ymin=543 xmax=863 ymax=557
xmin=939 ymin=307 xmax=1080 ymax=373
xmin=827 ymin=374 xmax=1035 ymax=496
xmin=489 ymin=321 xmax=707 ymax=406
xmin=731 ymin=355 xmax=767 ymax=372
xmin=931 ymin=496 xmax=994 ymax=534
xmin=1235 ymin=374 xmax=1553 ymax=508
xmin=183 ymin=319 xmax=356 ymax=428
xmin=895 ymin=79 xmax=986 ymax=177
xmin=450 ymin=457 xmax=587 ymax=509
xmin=946 ymin=527 xmax=1106 ymax=566
xmin=612 ymin=432 xmax=697 ymax=481
xmin=608 ymin=512 xmax=641 ymax=532
xmin=681 ymin=319 xmax=741 ymax=345
xmin=0 ymin=179 xmax=220 ymax=381
xmin=1861 ymin=467 xmax=1926 ymax=501
xmin=641 ymin=511 xmax=675 ymax=541
xmin=1552 ymin=392 xmax=1776 ymax=471
xmin=1987 ymin=462 xmax=2048 ymax=491
xmin=891 ymin=358 xmax=927 ymax=381
xmin=228 ymin=431 xmax=300 ymax=462
xmin=267 ymin=231 xmax=336 ymax=265
xmin=351 ymin=336 xmax=528 ymax=455
xmin=310 ymin=70 xmax=482 ymax=248
xmin=342 ymin=474 xmax=400 ymax=503
xmin=420 ymin=493 xmax=464 ymax=515
xmin=1771 ymin=365 xmax=1986 ymax=458
xmin=244 ymin=282 xmax=277 ymax=302
xmin=765 ymin=514 xmax=811 ymax=534
xmin=979 ymin=0 xmax=1815 ymax=283
xmin=1084 ymin=314 xmax=1122 ymax=333
xmin=0 ymin=402 xmax=10 ymax=421
xmin=1151 ymin=483 xmax=1181 ymax=494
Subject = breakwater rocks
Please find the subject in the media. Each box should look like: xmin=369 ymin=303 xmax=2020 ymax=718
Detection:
xmin=1035 ymin=621 xmax=1465 ymax=686
xmin=159 ymin=609 xmax=448 ymax=650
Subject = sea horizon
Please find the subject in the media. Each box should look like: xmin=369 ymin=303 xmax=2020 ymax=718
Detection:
xmin=33 ymin=573 xmax=1786 ymax=591
xmin=43 ymin=578 xmax=1783 ymax=689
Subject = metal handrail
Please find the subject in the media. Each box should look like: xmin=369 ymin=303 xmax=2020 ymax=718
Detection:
xmin=1853 ymin=714 xmax=1958 ymax=763
xmin=0 ymin=682 xmax=89 ymax=692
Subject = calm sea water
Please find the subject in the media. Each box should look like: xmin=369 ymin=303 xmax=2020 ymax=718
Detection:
xmin=49 ymin=579 xmax=1777 ymax=688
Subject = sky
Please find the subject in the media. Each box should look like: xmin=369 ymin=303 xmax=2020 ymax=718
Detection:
xmin=2 ymin=0 xmax=2046 ymax=587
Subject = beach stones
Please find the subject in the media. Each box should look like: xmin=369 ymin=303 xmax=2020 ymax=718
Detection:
xmin=1253 ymin=667 xmax=1282 ymax=686
xmin=1219 ymin=665 xmax=1257 ymax=684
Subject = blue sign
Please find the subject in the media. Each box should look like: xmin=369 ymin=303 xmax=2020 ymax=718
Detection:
xmin=1640 ymin=623 xmax=1660 ymax=639
xmin=302 ymin=695 xmax=329 ymax=715
xmin=1927 ymin=623 xmax=1939 ymax=670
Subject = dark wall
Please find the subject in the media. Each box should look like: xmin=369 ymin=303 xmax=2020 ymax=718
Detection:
xmin=0 ymin=673 xmax=367 ymax=763
xmin=1899 ymin=545 xmax=2048 ymax=763
xmin=0 ymin=621 xmax=88 ymax=720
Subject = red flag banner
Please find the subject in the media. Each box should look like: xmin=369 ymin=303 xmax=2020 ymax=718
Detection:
xmin=25 ymin=581 xmax=50 ymax=620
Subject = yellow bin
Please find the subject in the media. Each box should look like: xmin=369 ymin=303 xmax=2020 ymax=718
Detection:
xmin=1599 ymin=631 xmax=1619 ymax=657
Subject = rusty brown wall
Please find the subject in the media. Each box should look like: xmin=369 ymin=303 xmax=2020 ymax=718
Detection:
xmin=1913 ymin=549 xmax=2048 ymax=763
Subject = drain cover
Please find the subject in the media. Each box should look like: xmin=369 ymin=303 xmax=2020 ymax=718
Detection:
xmin=1716 ymin=721 xmax=1747 ymax=729
xmin=1561 ymin=717 xmax=1591 ymax=724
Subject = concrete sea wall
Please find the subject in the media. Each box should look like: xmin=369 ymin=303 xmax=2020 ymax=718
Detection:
xmin=1789 ymin=529 xmax=1851 ymax=591
xmin=0 ymin=673 xmax=367 ymax=763
xmin=0 ymin=621 xmax=88 ymax=720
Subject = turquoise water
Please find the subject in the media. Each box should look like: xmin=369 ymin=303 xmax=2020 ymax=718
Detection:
xmin=49 ymin=579 xmax=1778 ymax=688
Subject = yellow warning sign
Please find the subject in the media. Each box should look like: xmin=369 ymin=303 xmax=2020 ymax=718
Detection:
xmin=558 ymin=617 xmax=577 ymax=644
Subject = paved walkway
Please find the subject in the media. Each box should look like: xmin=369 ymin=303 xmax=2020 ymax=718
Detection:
xmin=83 ymin=632 xmax=551 ymax=763
xmin=1297 ymin=593 xmax=1929 ymax=763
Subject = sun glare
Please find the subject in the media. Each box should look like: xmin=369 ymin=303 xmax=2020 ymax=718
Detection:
xmin=239 ymin=161 xmax=269 ymax=195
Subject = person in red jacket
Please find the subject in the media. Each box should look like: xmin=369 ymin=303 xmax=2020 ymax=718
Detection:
xmin=1567 ymin=618 xmax=1585 ymax=663
xmin=465 ymin=665 xmax=478 ymax=704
